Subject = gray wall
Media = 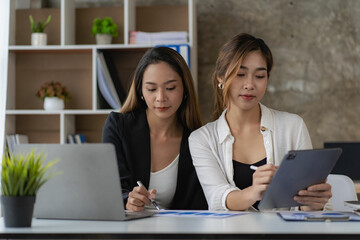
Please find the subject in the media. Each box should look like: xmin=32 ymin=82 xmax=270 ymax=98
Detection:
xmin=197 ymin=0 xmax=360 ymax=148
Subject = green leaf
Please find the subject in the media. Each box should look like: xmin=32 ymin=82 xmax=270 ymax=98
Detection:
xmin=29 ymin=15 xmax=52 ymax=33
xmin=1 ymin=149 xmax=60 ymax=197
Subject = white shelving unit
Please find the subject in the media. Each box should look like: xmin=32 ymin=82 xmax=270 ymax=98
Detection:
xmin=5 ymin=0 xmax=197 ymax=144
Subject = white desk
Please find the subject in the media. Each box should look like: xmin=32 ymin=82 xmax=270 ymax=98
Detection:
xmin=0 ymin=212 xmax=359 ymax=239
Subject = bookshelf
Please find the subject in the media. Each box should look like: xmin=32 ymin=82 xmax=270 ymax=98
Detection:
xmin=5 ymin=0 xmax=197 ymax=144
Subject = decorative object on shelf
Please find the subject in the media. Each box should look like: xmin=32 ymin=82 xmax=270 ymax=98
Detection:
xmin=1 ymin=150 xmax=59 ymax=227
xmin=92 ymin=17 xmax=118 ymax=44
xmin=36 ymin=81 xmax=70 ymax=110
xmin=43 ymin=97 xmax=64 ymax=111
xmin=29 ymin=14 xmax=52 ymax=46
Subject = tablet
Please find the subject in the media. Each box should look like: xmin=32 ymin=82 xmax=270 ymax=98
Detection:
xmin=258 ymin=148 xmax=342 ymax=210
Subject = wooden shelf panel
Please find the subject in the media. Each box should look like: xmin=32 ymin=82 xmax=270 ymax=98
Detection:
xmin=15 ymin=8 xmax=61 ymax=45
xmin=12 ymin=51 xmax=92 ymax=110
xmin=75 ymin=114 xmax=109 ymax=143
xmin=75 ymin=7 xmax=124 ymax=45
xmin=15 ymin=115 xmax=60 ymax=143
xmin=136 ymin=5 xmax=188 ymax=32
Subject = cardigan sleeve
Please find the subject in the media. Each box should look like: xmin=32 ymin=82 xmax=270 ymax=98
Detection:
xmin=189 ymin=127 xmax=239 ymax=211
xmin=102 ymin=112 xmax=132 ymax=205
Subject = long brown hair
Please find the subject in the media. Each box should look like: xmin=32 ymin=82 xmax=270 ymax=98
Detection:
xmin=121 ymin=47 xmax=202 ymax=131
xmin=212 ymin=33 xmax=273 ymax=119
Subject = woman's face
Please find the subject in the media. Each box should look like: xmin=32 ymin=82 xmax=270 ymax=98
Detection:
xmin=142 ymin=61 xmax=184 ymax=120
xmin=226 ymin=50 xmax=268 ymax=111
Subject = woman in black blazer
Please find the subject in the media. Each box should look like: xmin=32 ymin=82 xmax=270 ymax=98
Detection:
xmin=102 ymin=47 xmax=207 ymax=211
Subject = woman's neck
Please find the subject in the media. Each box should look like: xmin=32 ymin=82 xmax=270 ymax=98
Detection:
xmin=225 ymin=104 xmax=261 ymax=132
xmin=146 ymin=109 xmax=182 ymax=138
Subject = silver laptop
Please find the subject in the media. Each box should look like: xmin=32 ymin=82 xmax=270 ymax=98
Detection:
xmin=13 ymin=143 xmax=156 ymax=221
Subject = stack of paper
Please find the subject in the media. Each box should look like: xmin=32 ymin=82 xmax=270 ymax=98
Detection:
xmin=129 ymin=31 xmax=188 ymax=45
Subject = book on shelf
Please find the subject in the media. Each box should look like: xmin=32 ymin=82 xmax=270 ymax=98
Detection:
xmin=67 ymin=134 xmax=75 ymax=144
xmin=102 ymin=51 xmax=127 ymax=104
xmin=67 ymin=134 xmax=87 ymax=144
xmin=129 ymin=31 xmax=188 ymax=45
xmin=6 ymin=134 xmax=29 ymax=152
xmin=96 ymin=51 xmax=122 ymax=109
xmin=75 ymin=134 xmax=87 ymax=144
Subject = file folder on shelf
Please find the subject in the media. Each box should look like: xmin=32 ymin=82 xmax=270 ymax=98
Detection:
xmin=155 ymin=44 xmax=190 ymax=67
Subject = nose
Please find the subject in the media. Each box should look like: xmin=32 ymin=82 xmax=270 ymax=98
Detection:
xmin=156 ymin=88 xmax=167 ymax=102
xmin=243 ymin=75 xmax=255 ymax=90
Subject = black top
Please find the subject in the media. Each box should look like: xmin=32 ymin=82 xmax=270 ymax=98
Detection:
xmin=102 ymin=108 xmax=208 ymax=210
xmin=233 ymin=158 xmax=266 ymax=209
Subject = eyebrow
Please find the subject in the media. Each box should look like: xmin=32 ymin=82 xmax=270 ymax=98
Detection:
xmin=144 ymin=79 xmax=178 ymax=85
xmin=240 ymin=66 xmax=267 ymax=72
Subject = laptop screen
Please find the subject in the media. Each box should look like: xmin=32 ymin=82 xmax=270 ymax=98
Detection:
xmin=324 ymin=142 xmax=360 ymax=181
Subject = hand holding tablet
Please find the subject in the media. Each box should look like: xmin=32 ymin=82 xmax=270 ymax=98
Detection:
xmin=258 ymin=148 xmax=342 ymax=210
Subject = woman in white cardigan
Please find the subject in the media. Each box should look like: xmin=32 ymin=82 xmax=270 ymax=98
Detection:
xmin=189 ymin=33 xmax=332 ymax=211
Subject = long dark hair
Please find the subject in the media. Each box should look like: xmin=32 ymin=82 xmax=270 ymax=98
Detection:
xmin=121 ymin=47 xmax=202 ymax=131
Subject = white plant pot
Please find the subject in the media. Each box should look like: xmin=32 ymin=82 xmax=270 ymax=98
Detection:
xmin=96 ymin=34 xmax=112 ymax=45
xmin=31 ymin=33 xmax=47 ymax=46
xmin=44 ymin=97 xmax=64 ymax=111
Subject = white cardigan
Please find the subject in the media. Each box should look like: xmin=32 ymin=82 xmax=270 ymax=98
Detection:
xmin=189 ymin=103 xmax=313 ymax=211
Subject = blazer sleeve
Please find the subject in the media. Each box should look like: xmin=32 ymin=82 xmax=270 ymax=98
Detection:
xmin=102 ymin=112 xmax=132 ymax=205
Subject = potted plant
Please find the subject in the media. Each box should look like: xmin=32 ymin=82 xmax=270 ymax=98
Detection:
xmin=36 ymin=81 xmax=71 ymax=111
xmin=1 ymin=150 xmax=59 ymax=227
xmin=29 ymin=15 xmax=52 ymax=46
xmin=92 ymin=17 xmax=118 ymax=44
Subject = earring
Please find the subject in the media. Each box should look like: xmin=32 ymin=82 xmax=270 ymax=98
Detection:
xmin=218 ymin=83 xmax=224 ymax=89
xmin=141 ymin=96 xmax=144 ymax=100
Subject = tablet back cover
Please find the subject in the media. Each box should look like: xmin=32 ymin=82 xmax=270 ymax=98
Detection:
xmin=258 ymin=148 xmax=342 ymax=210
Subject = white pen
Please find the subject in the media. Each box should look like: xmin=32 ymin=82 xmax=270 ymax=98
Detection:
xmin=250 ymin=165 xmax=258 ymax=171
xmin=136 ymin=181 xmax=160 ymax=210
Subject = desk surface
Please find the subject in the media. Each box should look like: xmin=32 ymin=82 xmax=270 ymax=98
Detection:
xmin=1 ymin=212 xmax=360 ymax=240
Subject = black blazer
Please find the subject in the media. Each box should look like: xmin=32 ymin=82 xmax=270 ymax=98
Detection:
xmin=102 ymin=109 xmax=208 ymax=210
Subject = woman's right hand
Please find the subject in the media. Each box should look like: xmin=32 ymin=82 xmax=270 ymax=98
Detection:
xmin=126 ymin=185 xmax=156 ymax=212
xmin=250 ymin=164 xmax=278 ymax=201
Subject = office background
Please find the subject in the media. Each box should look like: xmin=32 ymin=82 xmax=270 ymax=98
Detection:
xmin=196 ymin=0 xmax=360 ymax=149
xmin=30 ymin=0 xmax=360 ymax=148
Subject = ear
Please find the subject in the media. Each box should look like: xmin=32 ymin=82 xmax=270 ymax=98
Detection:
xmin=217 ymin=77 xmax=224 ymax=85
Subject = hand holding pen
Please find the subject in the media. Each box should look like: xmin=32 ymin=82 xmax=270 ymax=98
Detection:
xmin=125 ymin=180 xmax=160 ymax=211
xmin=137 ymin=181 xmax=160 ymax=210
xmin=249 ymin=164 xmax=278 ymax=201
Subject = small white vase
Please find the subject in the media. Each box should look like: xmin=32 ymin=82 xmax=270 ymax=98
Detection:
xmin=31 ymin=33 xmax=47 ymax=46
xmin=44 ymin=97 xmax=64 ymax=111
xmin=95 ymin=34 xmax=112 ymax=45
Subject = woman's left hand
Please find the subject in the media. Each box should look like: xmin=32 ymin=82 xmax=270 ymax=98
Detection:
xmin=293 ymin=181 xmax=332 ymax=211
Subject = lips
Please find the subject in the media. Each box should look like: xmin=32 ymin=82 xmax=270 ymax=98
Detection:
xmin=241 ymin=94 xmax=255 ymax=101
xmin=156 ymin=107 xmax=170 ymax=111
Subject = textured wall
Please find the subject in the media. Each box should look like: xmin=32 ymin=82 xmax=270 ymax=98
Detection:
xmin=197 ymin=0 xmax=360 ymax=148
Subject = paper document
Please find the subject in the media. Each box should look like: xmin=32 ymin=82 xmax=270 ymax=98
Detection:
xmin=278 ymin=211 xmax=360 ymax=221
xmin=155 ymin=210 xmax=247 ymax=218
xmin=344 ymin=201 xmax=360 ymax=210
